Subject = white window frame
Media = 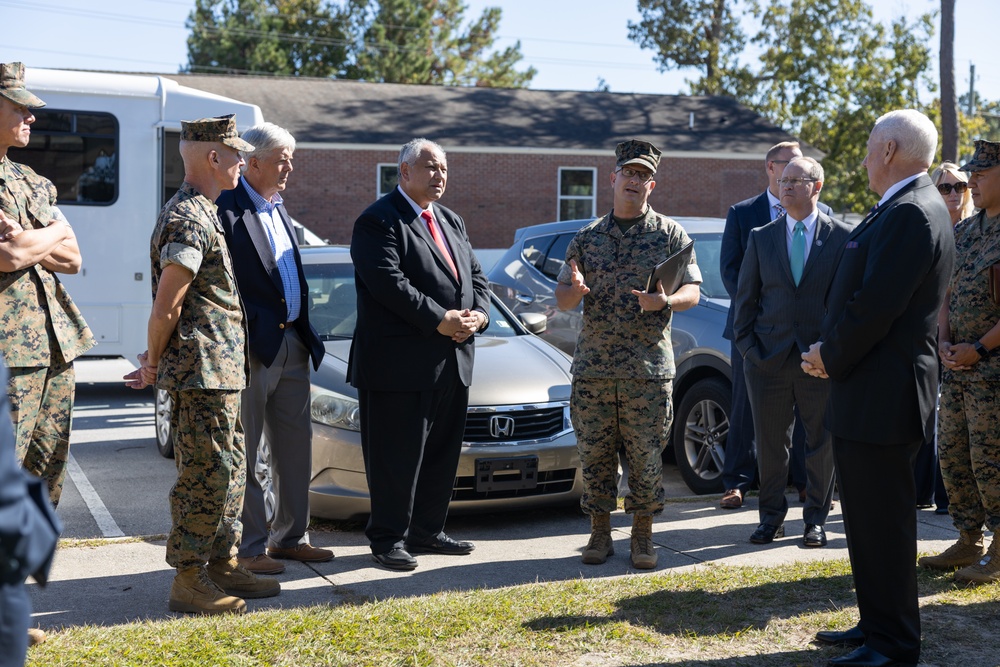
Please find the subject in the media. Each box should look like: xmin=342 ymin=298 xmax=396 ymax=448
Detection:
xmin=377 ymin=163 xmax=398 ymax=199
xmin=557 ymin=167 xmax=597 ymax=221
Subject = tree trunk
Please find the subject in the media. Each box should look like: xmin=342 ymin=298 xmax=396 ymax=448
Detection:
xmin=940 ymin=0 xmax=958 ymax=162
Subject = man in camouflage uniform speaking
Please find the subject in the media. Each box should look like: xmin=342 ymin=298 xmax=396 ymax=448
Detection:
xmin=923 ymin=139 xmax=1000 ymax=585
xmin=125 ymin=115 xmax=279 ymax=614
xmin=0 ymin=62 xmax=95 ymax=508
xmin=555 ymin=139 xmax=702 ymax=569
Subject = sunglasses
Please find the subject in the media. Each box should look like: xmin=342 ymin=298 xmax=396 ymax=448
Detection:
xmin=937 ymin=182 xmax=968 ymax=195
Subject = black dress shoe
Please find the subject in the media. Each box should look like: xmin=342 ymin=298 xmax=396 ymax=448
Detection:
xmin=804 ymin=523 xmax=828 ymax=548
xmin=405 ymin=534 xmax=475 ymax=555
xmin=815 ymin=626 xmax=865 ymax=647
xmin=372 ymin=548 xmax=418 ymax=571
xmin=749 ymin=523 xmax=784 ymax=544
xmin=826 ymin=645 xmax=914 ymax=667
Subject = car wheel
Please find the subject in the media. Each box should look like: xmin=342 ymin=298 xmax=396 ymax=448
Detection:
xmin=673 ymin=377 xmax=729 ymax=495
xmin=155 ymin=389 xmax=174 ymax=458
xmin=255 ymin=439 xmax=276 ymax=525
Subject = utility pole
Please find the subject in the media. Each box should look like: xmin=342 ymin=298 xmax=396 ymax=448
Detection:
xmin=969 ymin=63 xmax=976 ymax=116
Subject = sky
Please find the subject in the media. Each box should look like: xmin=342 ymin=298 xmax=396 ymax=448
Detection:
xmin=0 ymin=0 xmax=997 ymax=106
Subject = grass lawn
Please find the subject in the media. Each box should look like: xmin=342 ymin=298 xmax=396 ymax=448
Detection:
xmin=26 ymin=557 xmax=1000 ymax=667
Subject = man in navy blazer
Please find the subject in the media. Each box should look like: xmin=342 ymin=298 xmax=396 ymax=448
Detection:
xmin=719 ymin=141 xmax=833 ymax=509
xmin=803 ymin=110 xmax=954 ymax=667
xmin=733 ymin=157 xmax=851 ymax=549
xmin=349 ymin=138 xmax=490 ymax=571
xmin=216 ymin=123 xmax=331 ymax=575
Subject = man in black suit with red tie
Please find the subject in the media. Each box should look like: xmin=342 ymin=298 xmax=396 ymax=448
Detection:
xmin=349 ymin=138 xmax=490 ymax=571
xmin=803 ymin=109 xmax=955 ymax=667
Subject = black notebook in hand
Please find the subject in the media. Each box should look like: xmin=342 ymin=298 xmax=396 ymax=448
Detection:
xmin=645 ymin=240 xmax=694 ymax=294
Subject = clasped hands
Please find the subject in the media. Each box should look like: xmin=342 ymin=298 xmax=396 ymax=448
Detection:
xmin=123 ymin=351 xmax=158 ymax=390
xmin=566 ymin=259 xmax=670 ymax=312
xmin=800 ymin=341 xmax=828 ymax=378
xmin=438 ymin=309 xmax=484 ymax=343
xmin=939 ymin=341 xmax=977 ymax=371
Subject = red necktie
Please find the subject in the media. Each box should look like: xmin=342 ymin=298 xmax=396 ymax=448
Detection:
xmin=421 ymin=210 xmax=459 ymax=281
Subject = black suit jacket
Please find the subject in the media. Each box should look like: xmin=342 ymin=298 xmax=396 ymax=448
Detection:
xmin=348 ymin=189 xmax=490 ymax=392
xmin=733 ymin=211 xmax=853 ymax=374
xmin=721 ymin=191 xmax=832 ymax=339
xmin=821 ymin=174 xmax=955 ymax=444
xmin=216 ymin=181 xmax=324 ymax=370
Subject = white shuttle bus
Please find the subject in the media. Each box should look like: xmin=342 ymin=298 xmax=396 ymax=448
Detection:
xmin=10 ymin=68 xmax=265 ymax=363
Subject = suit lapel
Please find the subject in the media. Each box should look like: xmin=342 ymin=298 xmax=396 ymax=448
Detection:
xmin=768 ymin=214 xmax=795 ymax=285
xmin=800 ymin=214 xmax=832 ymax=282
xmin=391 ymin=191 xmax=460 ymax=285
xmin=237 ymin=183 xmax=284 ymax=296
xmin=754 ymin=192 xmax=774 ymax=227
xmin=429 ymin=204 xmax=463 ymax=285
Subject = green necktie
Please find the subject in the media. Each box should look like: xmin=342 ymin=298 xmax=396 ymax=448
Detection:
xmin=790 ymin=221 xmax=805 ymax=286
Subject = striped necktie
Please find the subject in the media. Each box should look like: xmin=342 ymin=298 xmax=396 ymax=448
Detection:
xmin=421 ymin=210 xmax=459 ymax=280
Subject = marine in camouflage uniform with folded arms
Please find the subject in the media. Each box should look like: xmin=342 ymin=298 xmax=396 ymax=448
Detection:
xmin=923 ymin=139 xmax=1000 ymax=584
xmin=0 ymin=61 xmax=95 ymax=508
xmin=556 ymin=139 xmax=702 ymax=569
xmin=125 ymin=114 xmax=279 ymax=614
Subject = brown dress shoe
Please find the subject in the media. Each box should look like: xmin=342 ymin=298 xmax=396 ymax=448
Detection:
xmin=267 ymin=543 xmax=335 ymax=562
xmin=238 ymin=553 xmax=286 ymax=574
xmin=720 ymin=489 xmax=743 ymax=509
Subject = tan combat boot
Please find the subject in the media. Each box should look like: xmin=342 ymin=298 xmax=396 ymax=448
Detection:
xmin=630 ymin=512 xmax=657 ymax=570
xmin=581 ymin=512 xmax=614 ymax=564
xmin=169 ymin=566 xmax=247 ymax=615
xmin=207 ymin=558 xmax=281 ymax=599
xmin=917 ymin=530 xmax=986 ymax=570
xmin=955 ymin=536 xmax=1000 ymax=585
xmin=27 ymin=628 xmax=46 ymax=647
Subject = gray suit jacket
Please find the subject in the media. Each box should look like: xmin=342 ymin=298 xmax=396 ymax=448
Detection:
xmin=733 ymin=211 xmax=854 ymax=374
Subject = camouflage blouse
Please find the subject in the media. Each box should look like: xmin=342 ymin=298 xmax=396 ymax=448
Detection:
xmin=557 ymin=207 xmax=701 ymax=380
xmin=150 ymin=182 xmax=246 ymax=391
xmin=0 ymin=157 xmax=95 ymax=367
xmin=948 ymin=209 xmax=1000 ymax=382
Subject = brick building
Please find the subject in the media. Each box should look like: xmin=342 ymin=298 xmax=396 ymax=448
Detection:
xmin=168 ymin=74 xmax=813 ymax=248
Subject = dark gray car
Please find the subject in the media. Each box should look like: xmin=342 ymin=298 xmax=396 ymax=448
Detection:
xmin=488 ymin=217 xmax=731 ymax=495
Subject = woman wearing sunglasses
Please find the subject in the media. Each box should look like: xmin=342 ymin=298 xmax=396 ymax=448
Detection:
xmin=932 ymin=161 xmax=976 ymax=226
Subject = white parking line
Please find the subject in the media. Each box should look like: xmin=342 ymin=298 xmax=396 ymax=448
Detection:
xmin=66 ymin=453 xmax=125 ymax=538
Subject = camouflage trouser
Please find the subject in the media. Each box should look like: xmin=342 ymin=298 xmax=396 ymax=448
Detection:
xmin=572 ymin=377 xmax=672 ymax=515
xmin=6 ymin=356 xmax=75 ymax=508
xmin=938 ymin=379 xmax=1000 ymax=533
xmin=166 ymin=389 xmax=246 ymax=570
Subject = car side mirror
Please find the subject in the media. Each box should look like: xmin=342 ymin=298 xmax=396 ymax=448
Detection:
xmin=519 ymin=312 xmax=547 ymax=334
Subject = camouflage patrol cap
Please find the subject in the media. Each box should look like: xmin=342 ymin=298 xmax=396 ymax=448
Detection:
xmin=0 ymin=62 xmax=45 ymax=108
xmin=615 ymin=139 xmax=661 ymax=173
xmin=959 ymin=139 xmax=1000 ymax=173
xmin=180 ymin=114 xmax=255 ymax=152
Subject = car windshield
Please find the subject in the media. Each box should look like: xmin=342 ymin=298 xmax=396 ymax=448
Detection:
xmin=303 ymin=259 xmax=520 ymax=341
xmin=688 ymin=232 xmax=726 ymax=300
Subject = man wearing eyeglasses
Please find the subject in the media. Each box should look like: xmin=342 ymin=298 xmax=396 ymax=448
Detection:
xmin=556 ymin=139 xmax=702 ymax=570
xmin=732 ymin=157 xmax=852 ymax=549
xmin=719 ymin=141 xmax=833 ymax=511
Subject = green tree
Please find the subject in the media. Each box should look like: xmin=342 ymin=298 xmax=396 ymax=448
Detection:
xmin=344 ymin=0 xmax=535 ymax=87
xmin=628 ymin=0 xmax=937 ymax=213
xmin=186 ymin=0 xmax=351 ymax=77
xmin=628 ymin=0 xmax=753 ymax=95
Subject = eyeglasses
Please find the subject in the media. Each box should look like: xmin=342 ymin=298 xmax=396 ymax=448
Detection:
xmin=937 ymin=182 xmax=968 ymax=195
xmin=777 ymin=177 xmax=818 ymax=187
xmin=616 ymin=167 xmax=654 ymax=183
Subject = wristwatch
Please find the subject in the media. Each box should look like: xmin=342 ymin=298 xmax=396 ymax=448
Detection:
xmin=974 ymin=340 xmax=991 ymax=360
xmin=665 ymin=296 xmax=673 ymax=312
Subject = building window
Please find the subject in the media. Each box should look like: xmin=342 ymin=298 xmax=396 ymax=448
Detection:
xmin=8 ymin=109 xmax=118 ymax=205
xmin=558 ymin=167 xmax=596 ymax=221
xmin=378 ymin=163 xmax=398 ymax=198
